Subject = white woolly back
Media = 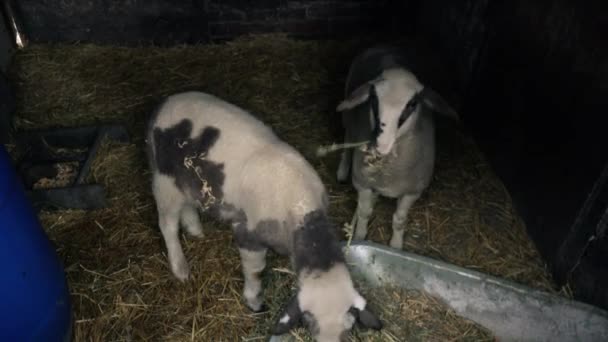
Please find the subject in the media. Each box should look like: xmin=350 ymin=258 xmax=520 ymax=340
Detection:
xmin=151 ymin=91 xmax=327 ymax=229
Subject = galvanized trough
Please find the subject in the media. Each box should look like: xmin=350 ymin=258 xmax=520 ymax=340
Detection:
xmin=344 ymin=241 xmax=608 ymax=342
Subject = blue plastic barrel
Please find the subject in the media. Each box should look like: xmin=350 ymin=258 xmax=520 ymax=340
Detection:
xmin=0 ymin=144 xmax=72 ymax=341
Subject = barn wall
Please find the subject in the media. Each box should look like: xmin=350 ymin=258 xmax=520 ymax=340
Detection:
xmin=15 ymin=0 xmax=401 ymax=45
xmin=410 ymin=0 xmax=608 ymax=309
xmin=410 ymin=0 xmax=490 ymax=110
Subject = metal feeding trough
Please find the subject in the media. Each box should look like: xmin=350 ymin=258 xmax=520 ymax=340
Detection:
xmin=344 ymin=241 xmax=608 ymax=342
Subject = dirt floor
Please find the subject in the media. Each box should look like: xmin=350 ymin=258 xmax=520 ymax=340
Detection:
xmin=7 ymin=34 xmax=559 ymax=341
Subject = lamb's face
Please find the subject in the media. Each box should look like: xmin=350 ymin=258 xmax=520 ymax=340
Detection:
xmin=298 ymin=269 xmax=358 ymax=342
xmin=336 ymin=68 xmax=425 ymax=156
xmin=272 ymin=264 xmax=382 ymax=341
xmin=369 ymin=69 xmax=423 ymax=155
xmin=300 ymin=302 xmax=357 ymax=342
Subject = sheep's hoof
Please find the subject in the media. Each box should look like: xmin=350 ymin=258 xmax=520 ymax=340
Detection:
xmin=253 ymin=303 xmax=269 ymax=313
xmin=171 ymin=259 xmax=190 ymax=282
xmin=389 ymin=235 xmax=404 ymax=250
xmin=187 ymin=228 xmax=204 ymax=238
xmin=184 ymin=222 xmax=204 ymax=238
xmin=246 ymin=299 xmax=266 ymax=313
xmin=353 ymin=230 xmax=368 ymax=241
xmin=336 ymin=167 xmax=350 ymax=184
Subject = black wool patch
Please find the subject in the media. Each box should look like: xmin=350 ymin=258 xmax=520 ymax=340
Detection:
xmin=369 ymin=85 xmax=383 ymax=140
xmin=293 ymin=210 xmax=345 ymax=273
xmin=152 ymin=119 xmax=225 ymax=206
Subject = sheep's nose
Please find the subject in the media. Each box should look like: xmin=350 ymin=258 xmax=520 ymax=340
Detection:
xmin=366 ymin=141 xmax=376 ymax=151
xmin=374 ymin=142 xmax=392 ymax=155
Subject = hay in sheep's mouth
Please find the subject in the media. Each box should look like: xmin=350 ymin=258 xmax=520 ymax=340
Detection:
xmin=7 ymin=33 xmax=564 ymax=341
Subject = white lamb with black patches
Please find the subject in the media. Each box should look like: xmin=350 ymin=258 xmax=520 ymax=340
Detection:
xmin=146 ymin=91 xmax=381 ymax=341
xmin=336 ymin=45 xmax=458 ymax=249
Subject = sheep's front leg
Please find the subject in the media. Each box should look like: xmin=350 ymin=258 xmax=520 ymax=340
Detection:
xmin=239 ymin=248 xmax=267 ymax=312
xmin=352 ymin=188 xmax=378 ymax=240
xmin=390 ymin=193 xmax=420 ymax=249
xmin=180 ymin=204 xmax=203 ymax=237
xmin=337 ymin=130 xmax=353 ymax=183
xmin=153 ymin=174 xmax=190 ymax=281
xmin=159 ymin=208 xmax=190 ymax=281
xmin=337 ymin=149 xmax=352 ymax=183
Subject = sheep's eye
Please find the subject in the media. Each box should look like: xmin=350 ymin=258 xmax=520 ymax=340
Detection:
xmin=399 ymin=96 xmax=419 ymax=127
xmin=398 ymin=112 xmax=408 ymax=127
xmin=302 ymin=312 xmax=319 ymax=335
xmin=406 ymin=98 xmax=418 ymax=110
xmin=369 ymin=86 xmax=382 ymax=138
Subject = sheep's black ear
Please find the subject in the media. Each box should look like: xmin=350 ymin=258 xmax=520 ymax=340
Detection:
xmin=349 ymin=306 xmax=383 ymax=330
xmin=358 ymin=308 xmax=383 ymax=330
xmin=337 ymin=82 xmax=372 ymax=112
xmin=337 ymin=75 xmax=384 ymax=112
xmin=272 ymin=295 xmax=302 ymax=335
xmin=419 ymin=86 xmax=459 ymax=121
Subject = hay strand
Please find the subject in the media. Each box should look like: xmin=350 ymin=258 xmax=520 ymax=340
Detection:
xmin=316 ymin=141 xmax=369 ymax=157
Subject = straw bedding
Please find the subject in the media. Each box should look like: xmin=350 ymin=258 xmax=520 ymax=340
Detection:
xmin=7 ymin=34 xmax=561 ymax=341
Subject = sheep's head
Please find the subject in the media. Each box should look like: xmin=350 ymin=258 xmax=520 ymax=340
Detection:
xmin=337 ymin=68 xmax=457 ymax=156
xmin=271 ymin=264 xmax=382 ymax=342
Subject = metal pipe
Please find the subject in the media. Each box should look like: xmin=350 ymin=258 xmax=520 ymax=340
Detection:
xmin=2 ymin=0 xmax=27 ymax=49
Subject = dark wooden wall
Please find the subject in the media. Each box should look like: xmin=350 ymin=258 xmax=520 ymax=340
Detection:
xmin=411 ymin=0 xmax=608 ymax=309
xmin=16 ymin=0 xmax=393 ymax=44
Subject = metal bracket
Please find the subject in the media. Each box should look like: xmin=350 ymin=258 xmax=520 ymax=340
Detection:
xmin=16 ymin=124 xmax=130 ymax=211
